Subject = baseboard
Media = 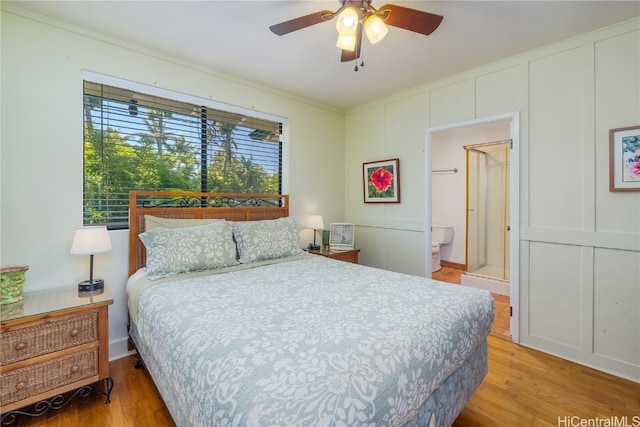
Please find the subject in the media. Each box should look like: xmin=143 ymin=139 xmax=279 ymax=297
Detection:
xmin=441 ymin=260 xmax=466 ymax=271
xmin=109 ymin=337 xmax=137 ymax=361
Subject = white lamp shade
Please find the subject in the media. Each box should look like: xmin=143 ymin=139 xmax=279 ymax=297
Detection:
xmin=336 ymin=34 xmax=357 ymax=51
xmin=306 ymin=215 xmax=325 ymax=230
xmin=335 ymin=6 xmax=358 ymax=35
xmin=70 ymin=226 xmax=112 ymax=255
xmin=364 ymin=14 xmax=388 ymax=44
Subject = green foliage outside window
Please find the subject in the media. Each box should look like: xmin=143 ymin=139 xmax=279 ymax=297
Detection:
xmin=83 ymin=82 xmax=282 ymax=228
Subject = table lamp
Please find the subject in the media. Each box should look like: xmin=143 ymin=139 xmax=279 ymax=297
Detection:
xmin=70 ymin=226 xmax=112 ymax=292
xmin=306 ymin=215 xmax=324 ymax=251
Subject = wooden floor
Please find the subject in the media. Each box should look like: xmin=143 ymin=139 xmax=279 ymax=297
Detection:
xmin=5 ymin=268 xmax=639 ymax=426
xmin=433 ymin=265 xmax=511 ymax=340
xmin=6 ymin=343 xmax=639 ymax=427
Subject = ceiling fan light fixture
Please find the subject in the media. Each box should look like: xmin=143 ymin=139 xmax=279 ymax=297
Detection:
xmin=335 ymin=6 xmax=358 ymax=35
xmin=269 ymin=1 xmax=444 ymax=66
xmin=336 ymin=34 xmax=356 ymax=51
xmin=363 ymin=13 xmax=388 ymax=44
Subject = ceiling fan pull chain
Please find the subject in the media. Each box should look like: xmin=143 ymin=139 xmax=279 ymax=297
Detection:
xmin=354 ymin=49 xmax=364 ymax=71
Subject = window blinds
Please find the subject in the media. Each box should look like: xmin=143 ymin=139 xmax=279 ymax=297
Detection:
xmin=82 ymin=81 xmax=282 ymax=228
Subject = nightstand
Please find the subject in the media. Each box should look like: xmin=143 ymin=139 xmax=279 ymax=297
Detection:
xmin=307 ymin=248 xmax=360 ymax=264
xmin=0 ymin=286 xmax=114 ymax=422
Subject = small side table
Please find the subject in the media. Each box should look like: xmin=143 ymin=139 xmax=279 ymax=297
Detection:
xmin=307 ymin=248 xmax=360 ymax=264
xmin=1 ymin=285 xmax=114 ymax=423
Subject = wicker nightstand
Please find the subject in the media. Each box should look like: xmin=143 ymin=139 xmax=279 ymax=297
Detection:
xmin=0 ymin=286 xmax=114 ymax=422
xmin=307 ymin=248 xmax=360 ymax=264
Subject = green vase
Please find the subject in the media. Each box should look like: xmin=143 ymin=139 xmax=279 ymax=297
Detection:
xmin=322 ymin=230 xmax=330 ymax=248
xmin=0 ymin=266 xmax=28 ymax=305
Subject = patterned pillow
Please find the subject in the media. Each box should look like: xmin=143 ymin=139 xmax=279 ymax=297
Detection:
xmin=233 ymin=217 xmax=303 ymax=264
xmin=139 ymin=221 xmax=238 ymax=280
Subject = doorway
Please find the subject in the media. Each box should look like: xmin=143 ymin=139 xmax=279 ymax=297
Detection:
xmin=425 ymin=113 xmax=519 ymax=343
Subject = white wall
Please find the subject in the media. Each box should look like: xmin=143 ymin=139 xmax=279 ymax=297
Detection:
xmin=345 ymin=18 xmax=640 ymax=381
xmin=0 ymin=5 xmax=345 ymax=359
xmin=345 ymin=94 xmax=429 ymax=276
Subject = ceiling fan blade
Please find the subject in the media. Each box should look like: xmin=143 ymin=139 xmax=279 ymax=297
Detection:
xmin=269 ymin=10 xmax=334 ymax=36
xmin=340 ymin=24 xmax=363 ymax=62
xmin=379 ymin=4 xmax=443 ymax=36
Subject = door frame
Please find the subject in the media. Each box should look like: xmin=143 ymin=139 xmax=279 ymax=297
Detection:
xmin=424 ymin=112 xmax=520 ymax=343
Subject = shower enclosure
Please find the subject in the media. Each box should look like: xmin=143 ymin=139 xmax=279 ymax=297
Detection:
xmin=463 ymin=141 xmax=510 ymax=286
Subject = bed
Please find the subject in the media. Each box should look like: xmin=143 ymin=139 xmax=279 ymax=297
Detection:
xmin=126 ymin=191 xmax=494 ymax=427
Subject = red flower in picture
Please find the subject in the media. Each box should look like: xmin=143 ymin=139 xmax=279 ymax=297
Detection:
xmin=369 ymin=167 xmax=394 ymax=193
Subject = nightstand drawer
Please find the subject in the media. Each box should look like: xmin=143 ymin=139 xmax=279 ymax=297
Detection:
xmin=0 ymin=347 xmax=99 ymax=407
xmin=1 ymin=312 xmax=98 ymax=364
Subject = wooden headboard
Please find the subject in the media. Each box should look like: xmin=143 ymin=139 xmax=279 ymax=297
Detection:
xmin=128 ymin=191 xmax=289 ymax=276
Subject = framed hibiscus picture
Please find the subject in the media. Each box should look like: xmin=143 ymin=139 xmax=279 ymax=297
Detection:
xmin=609 ymin=126 xmax=640 ymax=192
xmin=363 ymin=158 xmax=401 ymax=203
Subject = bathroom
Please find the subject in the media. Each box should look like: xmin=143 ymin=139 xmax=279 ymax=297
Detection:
xmin=430 ymin=119 xmax=512 ymax=296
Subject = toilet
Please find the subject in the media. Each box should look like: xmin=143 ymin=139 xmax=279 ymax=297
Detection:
xmin=431 ymin=224 xmax=454 ymax=272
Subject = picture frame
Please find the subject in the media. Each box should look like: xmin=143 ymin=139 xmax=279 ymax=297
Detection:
xmin=363 ymin=158 xmax=400 ymax=203
xmin=329 ymin=223 xmax=355 ymax=249
xmin=609 ymin=126 xmax=640 ymax=192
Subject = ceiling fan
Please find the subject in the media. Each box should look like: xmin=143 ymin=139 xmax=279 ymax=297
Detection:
xmin=269 ymin=0 xmax=443 ymax=66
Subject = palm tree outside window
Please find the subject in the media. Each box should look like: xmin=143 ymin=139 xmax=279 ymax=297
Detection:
xmin=82 ymin=81 xmax=283 ymax=229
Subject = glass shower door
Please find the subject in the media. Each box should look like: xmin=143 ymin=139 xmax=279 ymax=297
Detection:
xmin=466 ymin=149 xmax=486 ymax=274
xmin=465 ymin=142 xmax=510 ymax=281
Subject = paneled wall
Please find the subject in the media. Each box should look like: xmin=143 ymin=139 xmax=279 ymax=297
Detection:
xmin=345 ymin=18 xmax=640 ymax=381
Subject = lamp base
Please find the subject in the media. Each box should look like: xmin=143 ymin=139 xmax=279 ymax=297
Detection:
xmin=307 ymin=243 xmax=321 ymax=251
xmin=78 ymin=279 xmax=104 ymax=292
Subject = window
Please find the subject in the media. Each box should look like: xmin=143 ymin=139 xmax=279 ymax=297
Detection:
xmin=83 ymin=79 xmax=285 ymax=229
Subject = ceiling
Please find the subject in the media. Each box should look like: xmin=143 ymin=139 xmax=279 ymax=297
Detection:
xmin=8 ymin=1 xmax=640 ymax=109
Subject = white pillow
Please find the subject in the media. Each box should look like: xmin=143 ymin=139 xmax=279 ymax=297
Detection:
xmin=232 ymin=217 xmax=303 ymax=264
xmin=139 ymin=221 xmax=238 ymax=280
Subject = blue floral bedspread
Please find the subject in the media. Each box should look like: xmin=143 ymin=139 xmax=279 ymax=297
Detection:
xmin=135 ymin=255 xmax=494 ymax=426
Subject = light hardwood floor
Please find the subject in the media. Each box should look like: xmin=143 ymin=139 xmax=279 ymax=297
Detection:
xmin=6 ymin=343 xmax=639 ymax=427
xmin=432 ymin=265 xmax=511 ymax=340
xmin=4 ymin=271 xmax=639 ymax=426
